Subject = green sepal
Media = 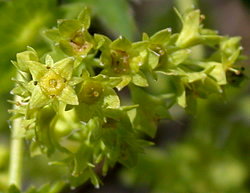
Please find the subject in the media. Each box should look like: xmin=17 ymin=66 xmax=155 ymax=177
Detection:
xmin=59 ymin=40 xmax=75 ymax=56
xmin=53 ymin=57 xmax=74 ymax=80
xmin=132 ymin=41 xmax=148 ymax=53
xmin=205 ymin=62 xmax=227 ymax=85
xmin=94 ymin=74 xmax=121 ymax=88
xmin=147 ymin=50 xmax=160 ymax=70
xmin=142 ymin=32 xmax=150 ymax=41
xmin=45 ymin=55 xmax=54 ymax=67
xmin=110 ymin=36 xmax=131 ymax=51
xmin=177 ymin=81 xmax=186 ymax=108
xmin=103 ymin=87 xmax=120 ymax=109
xmin=58 ymin=19 xmax=82 ymax=39
xmin=116 ymin=75 xmax=131 ymax=91
xmin=220 ymin=37 xmax=242 ymax=68
xmin=27 ymin=61 xmax=47 ymax=81
xmin=150 ymin=28 xmax=172 ymax=46
xmin=29 ymin=86 xmax=50 ymax=109
xmin=69 ymin=77 xmax=84 ymax=86
xmin=16 ymin=48 xmax=39 ymax=72
xmin=176 ymin=9 xmax=201 ymax=48
xmin=43 ymin=28 xmax=61 ymax=42
xmin=132 ymin=71 xmax=149 ymax=87
xmin=130 ymin=50 xmax=147 ymax=72
xmin=58 ymin=85 xmax=79 ymax=105
xmin=94 ymin=34 xmax=108 ymax=49
xmin=168 ymin=49 xmax=191 ymax=66
xmin=29 ymin=140 xmax=42 ymax=157
xmin=77 ymin=7 xmax=91 ymax=29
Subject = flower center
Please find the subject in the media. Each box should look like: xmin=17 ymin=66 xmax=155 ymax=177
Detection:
xmin=78 ymin=81 xmax=104 ymax=104
xmin=69 ymin=32 xmax=93 ymax=55
xmin=49 ymin=79 xmax=58 ymax=88
xmin=111 ymin=50 xmax=130 ymax=74
xmin=40 ymin=70 xmax=66 ymax=97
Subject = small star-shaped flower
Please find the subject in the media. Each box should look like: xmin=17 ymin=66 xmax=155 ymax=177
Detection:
xmin=27 ymin=55 xmax=82 ymax=109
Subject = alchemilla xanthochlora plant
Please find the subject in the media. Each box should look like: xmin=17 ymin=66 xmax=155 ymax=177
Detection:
xmin=8 ymin=7 xmax=243 ymax=193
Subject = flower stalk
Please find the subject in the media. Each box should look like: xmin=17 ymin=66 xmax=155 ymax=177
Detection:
xmin=8 ymin=80 xmax=24 ymax=190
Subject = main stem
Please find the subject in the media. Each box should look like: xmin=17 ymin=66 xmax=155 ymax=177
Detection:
xmin=9 ymin=83 xmax=24 ymax=189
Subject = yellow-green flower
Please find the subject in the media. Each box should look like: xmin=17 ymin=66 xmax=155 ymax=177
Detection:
xmin=44 ymin=8 xmax=95 ymax=57
xmin=27 ymin=55 xmax=81 ymax=109
xmin=100 ymin=36 xmax=148 ymax=90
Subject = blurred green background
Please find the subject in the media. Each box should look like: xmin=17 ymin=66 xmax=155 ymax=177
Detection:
xmin=0 ymin=0 xmax=249 ymax=192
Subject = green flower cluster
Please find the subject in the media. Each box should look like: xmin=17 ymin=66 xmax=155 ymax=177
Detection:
xmin=10 ymin=8 xmax=243 ymax=188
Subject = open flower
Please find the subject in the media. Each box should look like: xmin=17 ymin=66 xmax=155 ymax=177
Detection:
xmin=27 ymin=55 xmax=81 ymax=109
xmin=100 ymin=36 xmax=148 ymax=90
xmin=44 ymin=8 xmax=95 ymax=57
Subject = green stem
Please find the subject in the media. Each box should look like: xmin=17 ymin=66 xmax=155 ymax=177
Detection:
xmin=8 ymin=86 xmax=24 ymax=190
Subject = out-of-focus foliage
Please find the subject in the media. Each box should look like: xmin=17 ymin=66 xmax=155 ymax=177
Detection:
xmin=121 ymin=86 xmax=250 ymax=193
